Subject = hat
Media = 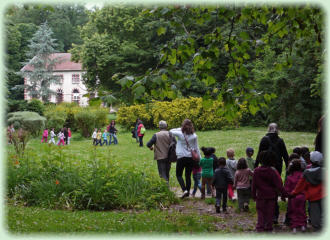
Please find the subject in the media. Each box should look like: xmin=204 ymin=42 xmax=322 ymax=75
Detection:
xmin=310 ymin=151 xmax=323 ymax=166
xmin=246 ymin=147 xmax=254 ymax=154
xmin=159 ymin=120 xmax=167 ymax=129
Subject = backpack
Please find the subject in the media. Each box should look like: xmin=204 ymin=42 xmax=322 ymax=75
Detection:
xmin=168 ymin=132 xmax=177 ymax=163
xmin=140 ymin=127 xmax=146 ymax=135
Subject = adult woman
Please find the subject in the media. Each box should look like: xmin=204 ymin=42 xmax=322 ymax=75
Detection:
xmin=170 ymin=119 xmax=201 ymax=198
xmin=314 ymin=116 xmax=324 ymax=154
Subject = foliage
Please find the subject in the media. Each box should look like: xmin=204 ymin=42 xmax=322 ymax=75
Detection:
xmin=19 ymin=21 xmax=61 ymax=101
xmin=7 ymin=111 xmax=46 ymax=136
xmin=11 ymin=129 xmax=31 ymax=157
xmin=25 ymin=99 xmax=45 ymax=116
xmin=117 ymin=97 xmax=242 ymax=130
xmin=75 ymin=108 xmax=108 ymax=137
xmin=7 ymin=99 xmax=29 ymax=113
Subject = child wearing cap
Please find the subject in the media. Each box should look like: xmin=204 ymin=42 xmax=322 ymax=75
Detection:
xmin=246 ymin=147 xmax=255 ymax=170
xmin=290 ymin=151 xmax=324 ymax=231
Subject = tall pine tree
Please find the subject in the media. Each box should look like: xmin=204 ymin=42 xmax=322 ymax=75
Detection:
xmin=20 ymin=21 xmax=60 ymax=102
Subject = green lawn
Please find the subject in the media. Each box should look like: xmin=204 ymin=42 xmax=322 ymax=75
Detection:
xmin=5 ymin=126 xmax=316 ymax=234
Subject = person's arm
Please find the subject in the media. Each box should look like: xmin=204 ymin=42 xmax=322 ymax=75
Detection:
xmin=281 ymin=140 xmax=289 ymax=170
xmin=146 ymin=134 xmax=157 ymax=149
xmin=252 ymin=173 xmax=257 ymax=200
xmin=194 ymin=135 xmax=202 ymax=159
xmin=169 ymin=128 xmax=182 ymax=138
xmin=233 ymin=172 xmax=238 ymax=189
xmin=291 ymin=177 xmax=307 ymax=196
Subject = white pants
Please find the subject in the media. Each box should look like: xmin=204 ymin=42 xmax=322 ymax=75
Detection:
xmin=68 ymin=137 xmax=71 ymax=145
xmin=49 ymin=138 xmax=56 ymax=144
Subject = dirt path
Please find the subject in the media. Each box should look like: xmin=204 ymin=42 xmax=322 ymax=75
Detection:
xmin=169 ymin=187 xmax=313 ymax=234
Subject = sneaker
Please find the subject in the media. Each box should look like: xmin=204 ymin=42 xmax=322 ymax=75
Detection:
xmin=301 ymin=226 xmax=306 ymax=232
xmin=201 ymin=194 xmax=205 ymax=200
xmin=215 ymin=205 xmax=220 ymax=213
xmin=292 ymin=228 xmax=297 ymax=234
xmin=181 ymin=190 xmax=189 ymax=199
xmin=191 ymin=192 xmax=196 ymax=198
xmin=243 ymin=203 xmax=249 ymax=212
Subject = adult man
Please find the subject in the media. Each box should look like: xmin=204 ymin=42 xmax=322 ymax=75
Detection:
xmin=254 ymin=122 xmax=289 ymax=224
xmin=147 ymin=120 xmax=171 ymax=184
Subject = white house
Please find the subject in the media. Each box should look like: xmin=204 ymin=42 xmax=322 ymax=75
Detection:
xmin=21 ymin=53 xmax=91 ymax=106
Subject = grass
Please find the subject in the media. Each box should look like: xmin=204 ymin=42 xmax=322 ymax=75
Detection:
xmin=5 ymin=126 xmax=317 ymax=233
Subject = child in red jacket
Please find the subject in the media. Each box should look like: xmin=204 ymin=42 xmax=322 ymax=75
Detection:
xmin=290 ymin=151 xmax=324 ymax=231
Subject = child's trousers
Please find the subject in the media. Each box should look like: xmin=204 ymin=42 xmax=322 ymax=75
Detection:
xmin=310 ymin=199 xmax=323 ymax=230
xmin=237 ymin=187 xmax=251 ymax=209
xmin=201 ymin=177 xmax=214 ymax=197
xmin=256 ymin=198 xmax=276 ymax=232
xmin=215 ymin=188 xmax=228 ymax=211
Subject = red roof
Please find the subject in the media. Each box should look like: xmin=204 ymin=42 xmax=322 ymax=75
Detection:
xmin=21 ymin=53 xmax=83 ymax=71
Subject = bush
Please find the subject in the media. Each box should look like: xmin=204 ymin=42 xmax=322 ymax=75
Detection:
xmin=116 ymin=104 xmax=152 ymax=130
xmin=7 ymin=111 xmax=46 ymax=136
xmin=26 ymin=99 xmax=45 ymax=116
xmin=7 ymin=99 xmax=28 ymax=113
xmin=75 ymin=107 xmax=108 ymax=137
xmin=117 ymin=97 xmax=242 ymax=130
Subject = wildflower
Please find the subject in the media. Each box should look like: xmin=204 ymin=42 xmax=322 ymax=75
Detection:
xmin=14 ymin=160 xmax=20 ymax=165
xmin=55 ymin=180 xmax=60 ymax=185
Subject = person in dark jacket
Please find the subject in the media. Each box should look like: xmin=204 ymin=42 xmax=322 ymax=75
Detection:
xmin=252 ymin=150 xmax=286 ymax=232
xmin=314 ymin=116 xmax=324 ymax=154
xmin=63 ymin=127 xmax=69 ymax=145
xmin=212 ymin=157 xmax=233 ymax=213
xmin=254 ymin=122 xmax=289 ymax=224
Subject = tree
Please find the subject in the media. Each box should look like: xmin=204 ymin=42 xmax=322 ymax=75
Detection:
xmin=19 ymin=21 xmax=61 ymax=102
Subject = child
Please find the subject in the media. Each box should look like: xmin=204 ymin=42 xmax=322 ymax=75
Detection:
xmin=199 ymin=147 xmax=215 ymax=199
xmin=252 ymin=150 xmax=286 ymax=232
xmin=284 ymin=159 xmax=306 ymax=233
xmin=191 ymin=164 xmax=202 ymax=197
xmin=246 ymin=147 xmax=255 ymax=170
xmin=102 ymin=129 xmax=109 ymax=146
xmin=226 ymin=148 xmax=237 ymax=200
xmin=212 ymin=157 xmax=233 ymax=213
xmin=92 ymin=128 xmax=97 ymax=145
xmin=68 ymin=128 xmax=72 ymax=145
xmin=48 ymin=128 xmax=56 ymax=144
xmin=57 ymin=129 xmax=65 ymax=146
xmin=233 ymin=158 xmax=253 ymax=212
xmin=109 ymin=120 xmax=118 ymax=145
xmin=290 ymin=151 xmax=324 ymax=231
xmin=95 ymin=129 xmax=102 ymax=146
xmin=41 ymin=128 xmax=48 ymax=143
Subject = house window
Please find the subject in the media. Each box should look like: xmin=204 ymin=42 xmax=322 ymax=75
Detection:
xmin=72 ymin=89 xmax=80 ymax=105
xmin=56 ymin=74 xmax=64 ymax=84
xmin=72 ymin=74 xmax=80 ymax=84
xmin=56 ymin=89 xmax=64 ymax=104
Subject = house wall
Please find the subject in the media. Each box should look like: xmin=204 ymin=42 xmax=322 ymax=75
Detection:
xmin=24 ymin=71 xmax=89 ymax=107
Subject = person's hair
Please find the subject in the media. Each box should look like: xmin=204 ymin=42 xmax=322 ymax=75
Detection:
xmin=318 ymin=115 xmax=324 ymax=132
xmin=237 ymin=158 xmax=248 ymax=170
xmin=303 ymin=152 xmax=311 ymax=164
xmin=159 ymin=120 xmax=167 ymax=130
xmin=260 ymin=150 xmax=277 ymax=167
xmin=289 ymin=153 xmax=300 ymax=162
xmin=181 ymin=119 xmax=195 ymax=135
xmin=218 ymin=157 xmax=226 ymax=166
xmin=288 ymin=159 xmax=302 ymax=175
xmin=226 ymin=148 xmax=235 ymax=158
xmin=293 ymin=147 xmax=302 ymax=156
xmin=246 ymin=147 xmax=254 ymax=156
xmin=300 ymin=146 xmax=310 ymax=156
xmin=201 ymin=147 xmax=215 ymax=158
xmin=268 ymin=123 xmax=279 ymax=134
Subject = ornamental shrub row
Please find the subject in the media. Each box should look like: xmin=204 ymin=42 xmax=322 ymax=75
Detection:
xmin=117 ymin=97 xmax=242 ymax=130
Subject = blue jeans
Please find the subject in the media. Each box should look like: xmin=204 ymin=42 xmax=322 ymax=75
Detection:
xmin=192 ymin=172 xmax=202 ymax=195
xmin=110 ymin=133 xmax=118 ymax=144
xmin=102 ymin=139 xmax=108 ymax=146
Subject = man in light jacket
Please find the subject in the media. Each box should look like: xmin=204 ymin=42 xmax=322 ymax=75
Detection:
xmin=147 ymin=120 xmax=171 ymax=184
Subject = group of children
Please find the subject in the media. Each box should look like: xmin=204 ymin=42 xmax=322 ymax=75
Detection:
xmin=195 ymin=146 xmax=324 ymax=233
xmin=41 ymin=127 xmax=72 ymax=145
xmin=91 ymin=120 xmax=118 ymax=146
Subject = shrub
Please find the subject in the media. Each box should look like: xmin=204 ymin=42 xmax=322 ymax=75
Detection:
xmin=117 ymin=97 xmax=242 ymax=130
xmin=75 ymin=107 xmax=108 ymax=137
xmin=116 ymin=104 xmax=152 ymax=130
xmin=26 ymin=99 xmax=45 ymax=116
xmin=7 ymin=99 xmax=28 ymax=113
xmin=11 ymin=129 xmax=31 ymax=157
xmin=7 ymin=111 xmax=46 ymax=136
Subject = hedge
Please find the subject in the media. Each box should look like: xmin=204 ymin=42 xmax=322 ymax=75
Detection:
xmin=117 ymin=97 xmax=242 ymax=130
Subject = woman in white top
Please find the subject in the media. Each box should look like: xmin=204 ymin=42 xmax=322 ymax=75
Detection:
xmin=170 ymin=119 xmax=201 ymax=198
